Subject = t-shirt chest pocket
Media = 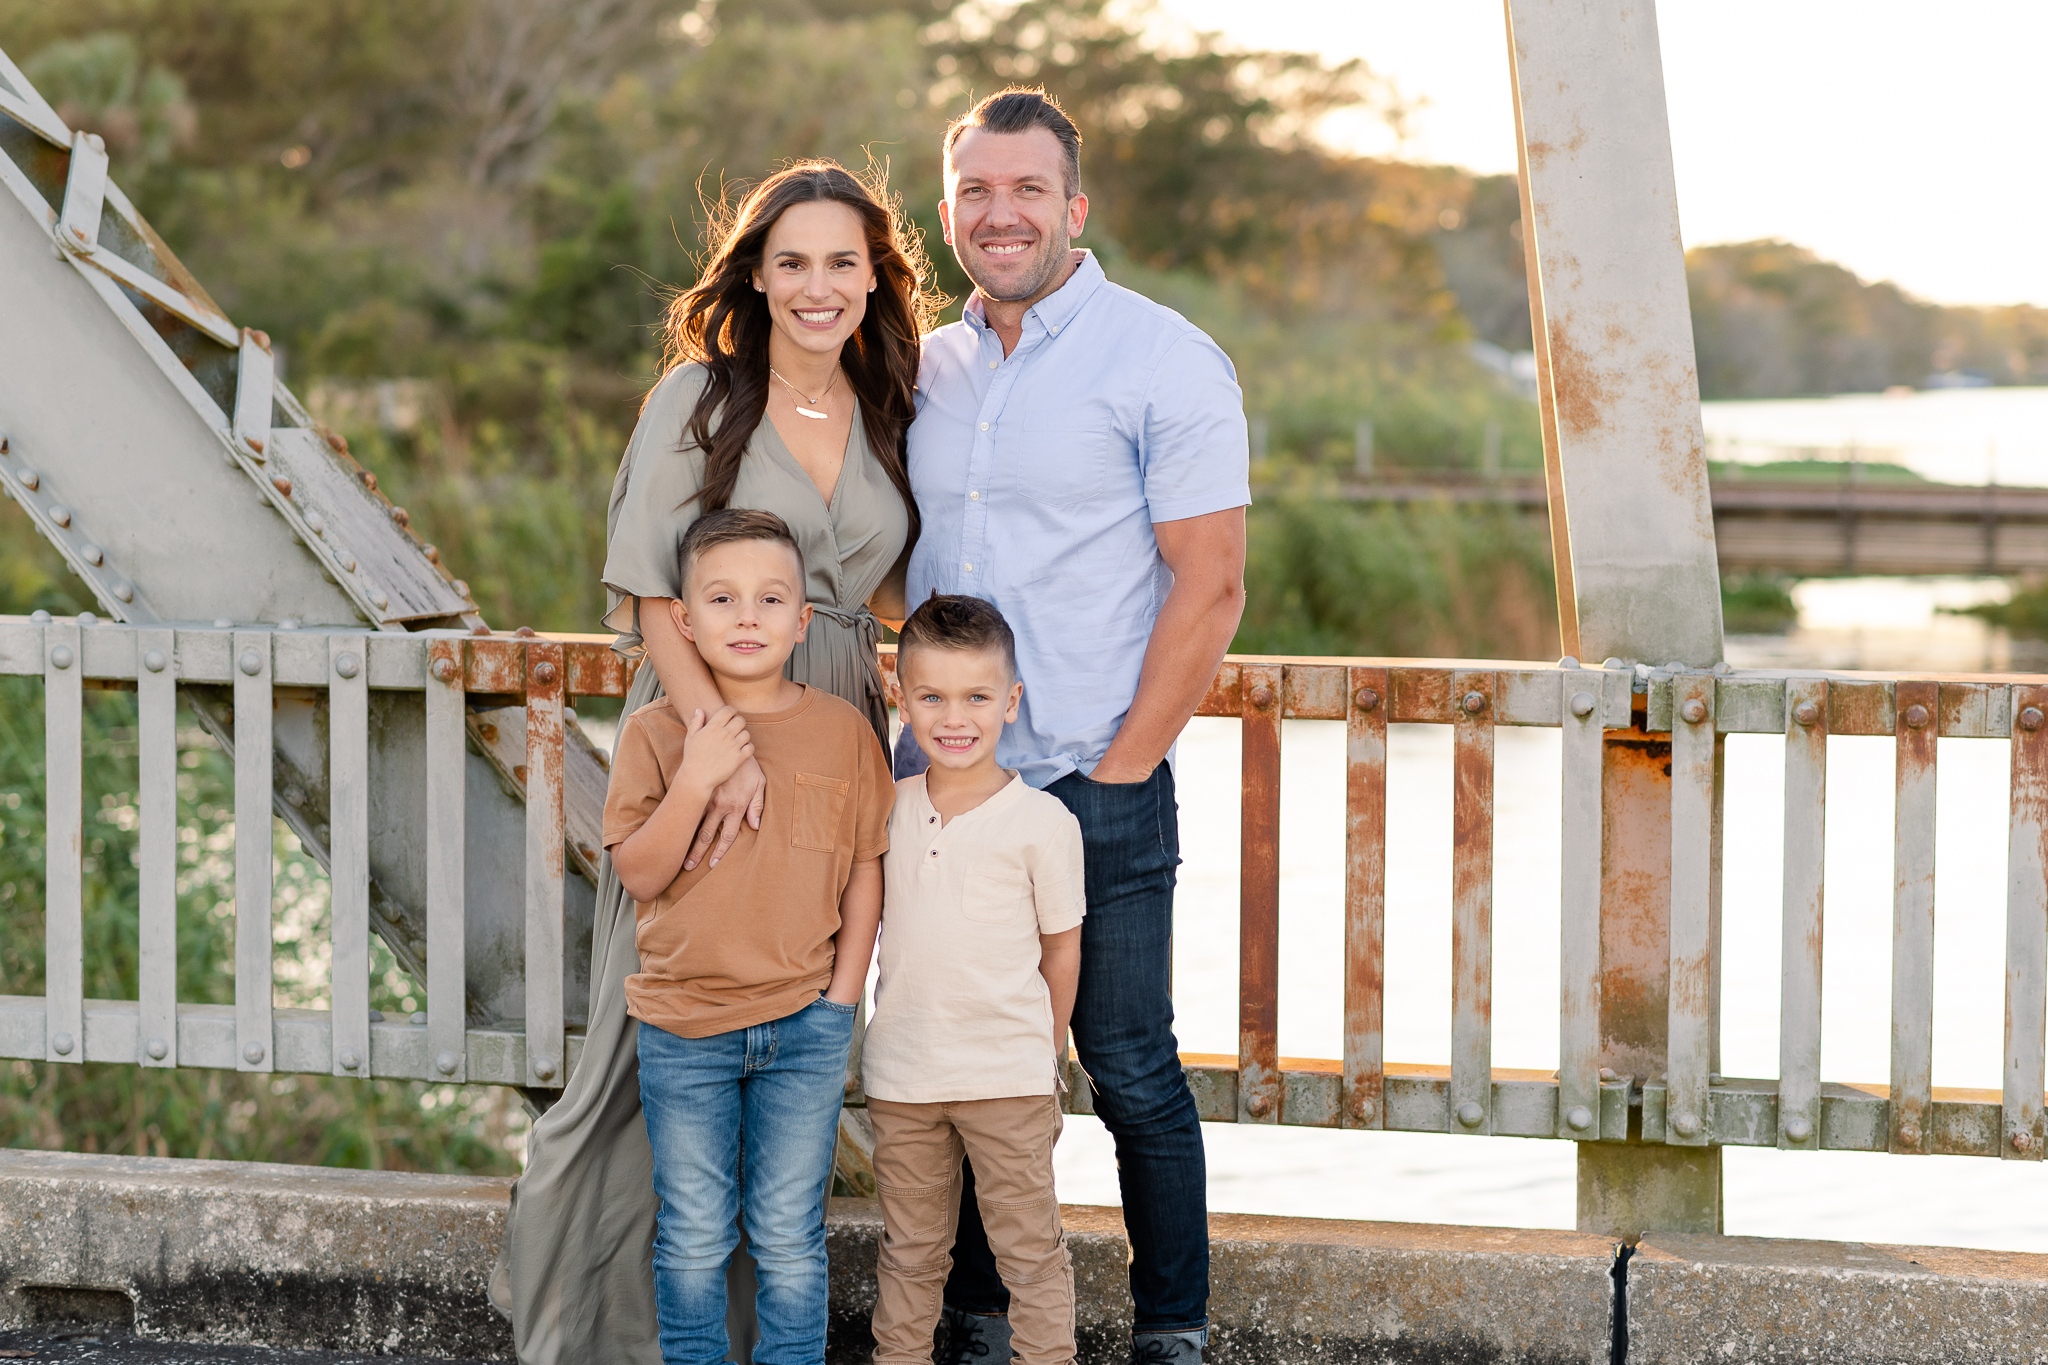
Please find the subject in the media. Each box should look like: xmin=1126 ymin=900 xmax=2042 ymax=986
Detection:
xmin=792 ymin=772 xmax=850 ymax=853
xmin=960 ymin=866 xmax=1032 ymax=924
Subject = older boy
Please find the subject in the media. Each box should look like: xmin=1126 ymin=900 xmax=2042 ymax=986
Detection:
xmin=863 ymin=595 xmax=1085 ymax=1365
xmin=605 ymin=508 xmax=892 ymax=1365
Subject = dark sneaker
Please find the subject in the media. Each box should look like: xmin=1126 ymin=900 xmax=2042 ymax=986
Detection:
xmin=1129 ymin=1329 xmax=1207 ymax=1365
xmin=935 ymin=1306 xmax=1013 ymax=1365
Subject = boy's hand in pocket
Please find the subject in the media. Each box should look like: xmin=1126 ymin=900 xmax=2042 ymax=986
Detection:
xmin=680 ymin=706 xmax=754 ymax=796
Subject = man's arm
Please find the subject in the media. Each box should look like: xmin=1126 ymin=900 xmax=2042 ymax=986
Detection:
xmin=1038 ymin=924 xmax=1082 ymax=1071
xmin=825 ymin=858 xmax=883 ymax=1005
xmin=1089 ymin=507 xmax=1246 ymax=784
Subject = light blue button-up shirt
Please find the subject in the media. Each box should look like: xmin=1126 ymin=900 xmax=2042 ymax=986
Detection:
xmin=903 ymin=251 xmax=1251 ymax=788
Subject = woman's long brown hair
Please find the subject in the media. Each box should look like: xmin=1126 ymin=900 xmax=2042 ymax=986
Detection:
xmin=660 ymin=160 xmax=942 ymax=536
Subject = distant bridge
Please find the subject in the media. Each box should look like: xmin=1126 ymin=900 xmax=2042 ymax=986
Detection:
xmin=1295 ymin=473 xmax=2048 ymax=577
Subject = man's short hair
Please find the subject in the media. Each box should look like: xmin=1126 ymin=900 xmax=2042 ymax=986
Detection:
xmin=678 ymin=508 xmax=805 ymax=593
xmin=944 ymin=87 xmax=1083 ymax=200
xmin=897 ymin=593 xmax=1018 ymax=680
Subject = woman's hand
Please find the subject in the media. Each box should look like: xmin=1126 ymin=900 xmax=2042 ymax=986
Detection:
xmin=679 ymin=706 xmax=754 ymax=806
xmin=684 ymin=754 xmax=767 ymax=872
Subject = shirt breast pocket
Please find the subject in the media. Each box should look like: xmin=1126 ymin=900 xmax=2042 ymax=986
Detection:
xmin=791 ymin=772 xmax=850 ymax=853
xmin=961 ymin=867 xmax=1032 ymax=925
xmin=995 ymin=428 xmax=1111 ymax=514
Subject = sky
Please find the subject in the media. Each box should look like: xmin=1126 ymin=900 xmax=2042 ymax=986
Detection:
xmin=1152 ymin=0 xmax=2048 ymax=309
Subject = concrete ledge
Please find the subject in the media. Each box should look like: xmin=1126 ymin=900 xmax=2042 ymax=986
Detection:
xmin=7 ymin=1150 xmax=2048 ymax=1362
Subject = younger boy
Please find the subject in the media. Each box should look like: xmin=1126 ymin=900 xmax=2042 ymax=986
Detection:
xmin=862 ymin=595 xmax=1086 ymax=1365
xmin=604 ymin=508 xmax=892 ymax=1365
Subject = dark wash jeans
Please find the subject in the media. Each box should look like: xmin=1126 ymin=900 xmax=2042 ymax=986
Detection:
xmin=943 ymin=761 xmax=1209 ymax=1334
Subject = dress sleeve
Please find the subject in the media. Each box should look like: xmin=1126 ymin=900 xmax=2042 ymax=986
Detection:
xmin=853 ymin=722 xmax=894 ymax=861
xmin=601 ymin=710 xmax=668 ymax=852
xmin=601 ymin=366 xmax=712 ymax=655
xmin=1030 ymin=804 xmax=1087 ymax=935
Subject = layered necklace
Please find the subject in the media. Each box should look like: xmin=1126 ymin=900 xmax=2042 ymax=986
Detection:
xmin=768 ymin=366 xmax=840 ymax=421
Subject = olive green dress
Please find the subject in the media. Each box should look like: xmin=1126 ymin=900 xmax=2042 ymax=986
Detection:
xmin=490 ymin=364 xmax=908 ymax=1364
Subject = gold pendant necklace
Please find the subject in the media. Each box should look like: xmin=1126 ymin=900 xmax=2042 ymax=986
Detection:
xmin=769 ymin=366 xmax=839 ymax=421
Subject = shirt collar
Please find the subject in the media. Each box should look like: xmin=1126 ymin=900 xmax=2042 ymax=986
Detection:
xmin=962 ymin=249 xmax=1105 ymax=337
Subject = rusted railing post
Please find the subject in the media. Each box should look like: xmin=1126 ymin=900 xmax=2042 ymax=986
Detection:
xmin=1508 ymin=0 xmax=1727 ymax=1236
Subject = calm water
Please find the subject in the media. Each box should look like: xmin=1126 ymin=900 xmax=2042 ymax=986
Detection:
xmin=1049 ymin=388 xmax=2048 ymax=1252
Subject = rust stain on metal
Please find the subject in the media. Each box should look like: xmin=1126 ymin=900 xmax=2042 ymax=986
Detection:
xmin=1198 ymin=661 xmax=1242 ymax=719
xmin=1239 ymin=662 xmax=1283 ymax=1122
xmin=1282 ymin=663 xmax=1347 ymax=720
xmin=1392 ymin=668 xmax=1452 ymax=723
xmin=2006 ymin=683 xmax=2048 ymax=1161
xmin=465 ymin=638 xmax=525 ymax=694
xmin=1343 ymin=666 xmax=1389 ymax=1129
xmin=1449 ymin=670 xmax=1495 ymax=1132
xmin=1544 ymin=318 xmax=1616 ymax=444
xmin=1598 ymin=734 xmax=1675 ymax=1077
xmin=528 ymin=641 xmax=568 ymax=883
xmin=565 ymin=642 xmax=630 ymax=698
xmin=1891 ymin=679 xmax=1939 ymax=1155
xmin=1830 ymin=680 xmax=1894 ymax=735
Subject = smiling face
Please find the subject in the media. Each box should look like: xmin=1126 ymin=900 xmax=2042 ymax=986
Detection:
xmin=899 ymin=643 xmax=1023 ymax=775
xmin=671 ymin=537 xmax=812 ymax=688
xmin=941 ymin=126 xmax=1089 ymax=305
xmin=752 ymin=199 xmax=876 ymax=360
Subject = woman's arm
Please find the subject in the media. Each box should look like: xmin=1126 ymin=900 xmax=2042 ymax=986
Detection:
xmin=825 ymin=858 xmax=883 ymax=1005
xmin=639 ymin=597 xmax=769 ymax=870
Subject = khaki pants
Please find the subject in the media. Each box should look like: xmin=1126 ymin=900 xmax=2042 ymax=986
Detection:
xmin=868 ymin=1094 xmax=1073 ymax=1365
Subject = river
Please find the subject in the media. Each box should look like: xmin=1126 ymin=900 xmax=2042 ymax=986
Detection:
xmin=1049 ymin=387 xmax=2048 ymax=1253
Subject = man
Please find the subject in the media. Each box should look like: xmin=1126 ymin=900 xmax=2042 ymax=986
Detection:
xmin=897 ymin=87 xmax=1249 ymax=1365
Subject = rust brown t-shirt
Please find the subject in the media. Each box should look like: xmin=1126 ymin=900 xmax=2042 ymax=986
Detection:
xmin=602 ymin=685 xmax=893 ymax=1038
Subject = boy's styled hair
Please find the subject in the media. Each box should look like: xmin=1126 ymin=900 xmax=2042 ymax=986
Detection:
xmin=944 ymin=88 xmax=1083 ymax=200
xmin=678 ymin=508 xmax=805 ymax=592
xmin=897 ymin=593 xmax=1018 ymax=679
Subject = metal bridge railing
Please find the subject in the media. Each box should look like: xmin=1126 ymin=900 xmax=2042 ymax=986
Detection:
xmin=5 ymin=613 xmax=2046 ymax=1164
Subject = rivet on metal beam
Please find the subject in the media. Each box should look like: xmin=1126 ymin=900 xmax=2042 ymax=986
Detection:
xmin=515 ymin=625 xmax=537 ymax=638
xmin=335 ymin=652 xmax=360 ymax=679
xmin=1785 ymin=1115 xmax=1812 ymax=1142
xmin=145 ymin=1037 xmax=168 ymax=1060
xmin=31 ymin=610 xmax=51 ymax=623
xmin=390 ymin=506 xmax=409 ymax=527
xmin=1598 ymin=1067 xmax=1616 ymax=1081
xmin=1556 ymin=656 xmax=1580 ymax=669
xmin=338 ymin=552 xmax=357 ymax=572
xmin=435 ymin=1051 xmax=460 ymax=1076
xmin=0 ymin=435 xmax=9 ymax=454
xmin=272 ymin=475 xmax=292 ymax=497
xmin=1671 ymin=1112 xmax=1700 ymax=1137
xmin=213 ymin=618 xmax=234 ymax=629
xmin=80 ymin=544 xmax=103 ymax=565
xmin=306 ymin=512 xmax=326 ymax=536
xmin=1793 ymin=700 xmax=1820 ymax=727
xmin=1461 ymin=691 xmax=1486 ymax=714
xmin=423 ymin=544 xmax=440 ymax=562
xmin=1249 ymin=684 xmax=1275 ymax=709
xmin=1903 ymin=703 xmax=1929 ymax=729
xmin=2021 ymin=707 xmax=2046 ymax=732
xmin=532 ymin=1057 xmax=557 ymax=1081
xmin=1245 ymin=1095 xmax=1271 ymax=1118
xmin=279 ymin=618 xmax=298 ymax=631
xmin=339 ymin=1050 xmax=361 ymax=1072
xmin=1357 ymin=1099 xmax=1375 ymax=1121
xmin=1569 ymin=692 xmax=1596 ymax=718
xmin=49 ymin=504 xmax=71 ymax=527
xmin=359 ymin=470 xmax=378 ymax=491
xmin=2015 ymin=1129 xmax=2036 ymax=1153
xmin=51 ymin=1031 xmax=74 ymax=1055
xmin=238 ymin=650 xmax=263 ymax=676
xmin=431 ymin=657 xmax=457 ymax=683
xmin=1455 ymin=1101 xmax=1484 ymax=1127
xmin=111 ymin=580 xmax=133 ymax=603
xmin=1681 ymin=697 xmax=1708 ymax=724
xmin=532 ymin=661 xmax=560 ymax=687
xmin=454 ymin=579 xmax=471 ymax=598
xmin=49 ymin=645 xmax=74 ymax=670
xmin=1565 ymin=1106 xmax=1593 ymax=1131
xmin=143 ymin=649 xmax=168 ymax=673
xmin=1353 ymin=687 xmax=1380 ymax=711
xmin=243 ymin=1042 xmax=266 ymax=1065
xmin=471 ymin=624 xmax=491 ymax=637
xmin=369 ymin=590 xmax=389 ymax=611
xmin=78 ymin=612 xmax=96 ymax=626
xmin=1898 ymin=1121 xmax=1921 ymax=1146
xmin=16 ymin=468 xmax=38 ymax=490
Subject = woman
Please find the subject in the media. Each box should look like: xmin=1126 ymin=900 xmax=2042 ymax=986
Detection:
xmin=491 ymin=160 xmax=939 ymax=1365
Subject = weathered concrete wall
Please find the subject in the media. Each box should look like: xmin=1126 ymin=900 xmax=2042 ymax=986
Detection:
xmin=5 ymin=1150 xmax=2048 ymax=1363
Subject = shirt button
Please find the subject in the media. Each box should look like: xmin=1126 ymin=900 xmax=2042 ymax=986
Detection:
xmin=963 ymin=562 xmax=974 ymax=572
xmin=979 ymin=422 xmax=989 ymax=431
xmin=969 ymin=490 xmax=980 ymax=500
xmin=930 ymin=849 xmax=938 ymax=857
xmin=988 ymin=360 xmax=998 ymax=369
xmin=929 ymin=816 xmax=937 ymax=824
xmin=1050 ymin=326 xmax=1060 ymax=335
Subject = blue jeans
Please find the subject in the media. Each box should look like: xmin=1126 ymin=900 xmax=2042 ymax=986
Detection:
xmin=638 ymin=997 xmax=857 ymax=1365
xmin=942 ymin=762 xmax=1209 ymax=1334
